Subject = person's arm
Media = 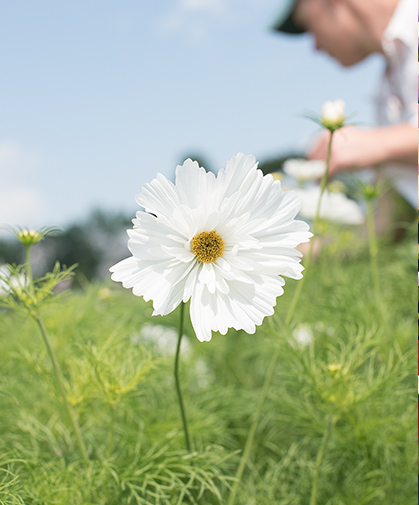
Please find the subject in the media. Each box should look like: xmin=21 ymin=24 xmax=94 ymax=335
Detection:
xmin=307 ymin=123 xmax=418 ymax=178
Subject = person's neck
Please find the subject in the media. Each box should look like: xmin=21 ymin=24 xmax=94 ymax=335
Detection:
xmin=349 ymin=0 xmax=399 ymax=53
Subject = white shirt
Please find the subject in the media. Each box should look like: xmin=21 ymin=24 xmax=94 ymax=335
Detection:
xmin=377 ymin=0 xmax=418 ymax=207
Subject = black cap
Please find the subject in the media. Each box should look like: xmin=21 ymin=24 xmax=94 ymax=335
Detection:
xmin=272 ymin=0 xmax=305 ymax=34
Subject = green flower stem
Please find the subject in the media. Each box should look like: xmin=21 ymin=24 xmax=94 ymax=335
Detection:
xmin=24 ymin=244 xmax=37 ymax=306
xmin=286 ymin=129 xmax=334 ymax=326
xmin=25 ymin=245 xmax=33 ymax=285
xmin=309 ymin=415 xmax=338 ymax=505
xmin=228 ymin=130 xmax=335 ymax=505
xmin=174 ymin=302 xmax=191 ymax=451
xmin=366 ymin=199 xmax=382 ymax=312
xmin=33 ymin=313 xmax=88 ymax=461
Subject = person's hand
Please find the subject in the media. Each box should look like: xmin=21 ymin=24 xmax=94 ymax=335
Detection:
xmin=307 ymin=124 xmax=418 ymax=178
xmin=307 ymin=126 xmax=378 ymax=178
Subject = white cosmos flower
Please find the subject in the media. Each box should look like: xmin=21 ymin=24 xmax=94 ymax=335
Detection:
xmin=321 ymin=99 xmax=346 ymax=129
xmin=0 ymin=264 xmax=26 ymax=296
xmin=133 ymin=323 xmax=191 ymax=356
xmin=295 ymin=186 xmax=365 ymax=225
xmin=289 ymin=324 xmax=313 ymax=348
xmin=283 ymin=159 xmax=326 ymax=182
xmin=110 ymin=153 xmax=312 ymax=342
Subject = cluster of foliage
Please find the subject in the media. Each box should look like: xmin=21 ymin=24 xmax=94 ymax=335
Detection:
xmin=0 ymin=221 xmax=416 ymax=504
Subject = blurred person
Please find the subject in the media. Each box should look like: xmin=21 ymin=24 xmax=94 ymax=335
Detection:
xmin=273 ymin=0 xmax=418 ymax=210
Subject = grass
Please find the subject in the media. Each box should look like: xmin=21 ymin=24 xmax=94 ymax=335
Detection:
xmin=0 ymin=225 xmax=416 ymax=504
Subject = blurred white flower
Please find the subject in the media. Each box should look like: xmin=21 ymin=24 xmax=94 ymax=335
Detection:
xmin=321 ymin=99 xmax=346 ymax=129
xmin=283 ymin=159 xmax=326 ymax=182
xmin=289 ymin=324 xmax=313 ymax=348
xmin=295 ymin=186 xmax=365 ymax=225
xmin=0 ymin=264 xmax=26 ymax=296
xmin=110 ymin=153 xmax=312 ymax=342
xmin=132 ymin=323 xmax=191 ymax=356
xmin=194 ymin=358 xmax=214 ymax=388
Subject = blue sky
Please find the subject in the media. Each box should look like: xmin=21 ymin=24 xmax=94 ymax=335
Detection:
xmin=0 ymin=0 xmax=383 ymax=231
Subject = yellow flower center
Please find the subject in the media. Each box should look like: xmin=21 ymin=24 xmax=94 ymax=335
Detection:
xmin=191 ymin=230 xmax=225 ymax=263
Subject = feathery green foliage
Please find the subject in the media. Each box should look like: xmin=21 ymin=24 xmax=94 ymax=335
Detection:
xmin=0 ymin=224 xmax=416 ymax=503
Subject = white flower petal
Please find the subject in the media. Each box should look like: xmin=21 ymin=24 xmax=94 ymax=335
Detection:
xmin=183 ymin=263 xmax=200 ymax=303
xmin=190 ymin=282 xmax=214 ymax=342
xmin=198 ymin=262 xmax=217 ymax=294
xmin=189 ymin=274 xmax=286 ymax=342
xmin=175 ymin=158 xmax=217 ymax=212
xmin=217 ymin=153 xmax=258 ymax=202
xmin=110 ymin=256 xmax=143 ymax=287
xmin=214 ymin=268 xmax=229 ymax=294
xmin=161 ymin=244 xmax=195 ymax=263
xmin=135 ymin=173 xmax=181 ymax=219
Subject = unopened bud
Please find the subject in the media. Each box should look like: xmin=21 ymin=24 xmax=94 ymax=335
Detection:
xmin=321 ymin=99 xmax=346 ymax=130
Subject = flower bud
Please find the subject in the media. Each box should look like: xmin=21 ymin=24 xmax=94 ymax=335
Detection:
xmin=17 ymin=229 xmax=42 ymax=246
xmin=361 ymin=184 xmax=380 ymax=201
xmin=321 ymin=99 xmax=346 ymax=130
xmin=327 ymin=180 xmax=346 ymax=193
xmin=326 ymin=363 xmax=342 ymax=376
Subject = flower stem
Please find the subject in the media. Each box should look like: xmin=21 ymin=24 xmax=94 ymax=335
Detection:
xmin=174 ymin=302 xmax=191 ymax=451
xmin=366 ymin=199 xmax=382 ymax=312
xmin=309 ymin=415 xmax=338 ymax=505
xmin=24 ymin=244 xmax=37 ymax=305
xmin=33 ymin=313 xmax=88 ymax=461
xmin=286 ymin=129 xmax=334 ymax=326
xmin=25 ymin=245 xmax=33 ymax=285
xmin=228 ymin=130 xmax=335 ymax=505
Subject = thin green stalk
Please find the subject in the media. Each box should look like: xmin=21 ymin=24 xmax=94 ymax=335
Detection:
xmin=286 ymin=130 xmax=334 ymax=325
xmin=366 ymin=199 xmax=382 ymax=311
xmin=24 ymin=244 xmax=37 ymax=306
xmin=25 ymin=245 xmax=33 ymax=285
xmin=228 ymin=130 xmax=335 ymax=505
xmin=174 ymin=302 xmax=191 ymax=451
xmin=309 ymin=415 xmax=338 ymax=505
xmin=34 ymin=313 xmax=88 ymax=461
